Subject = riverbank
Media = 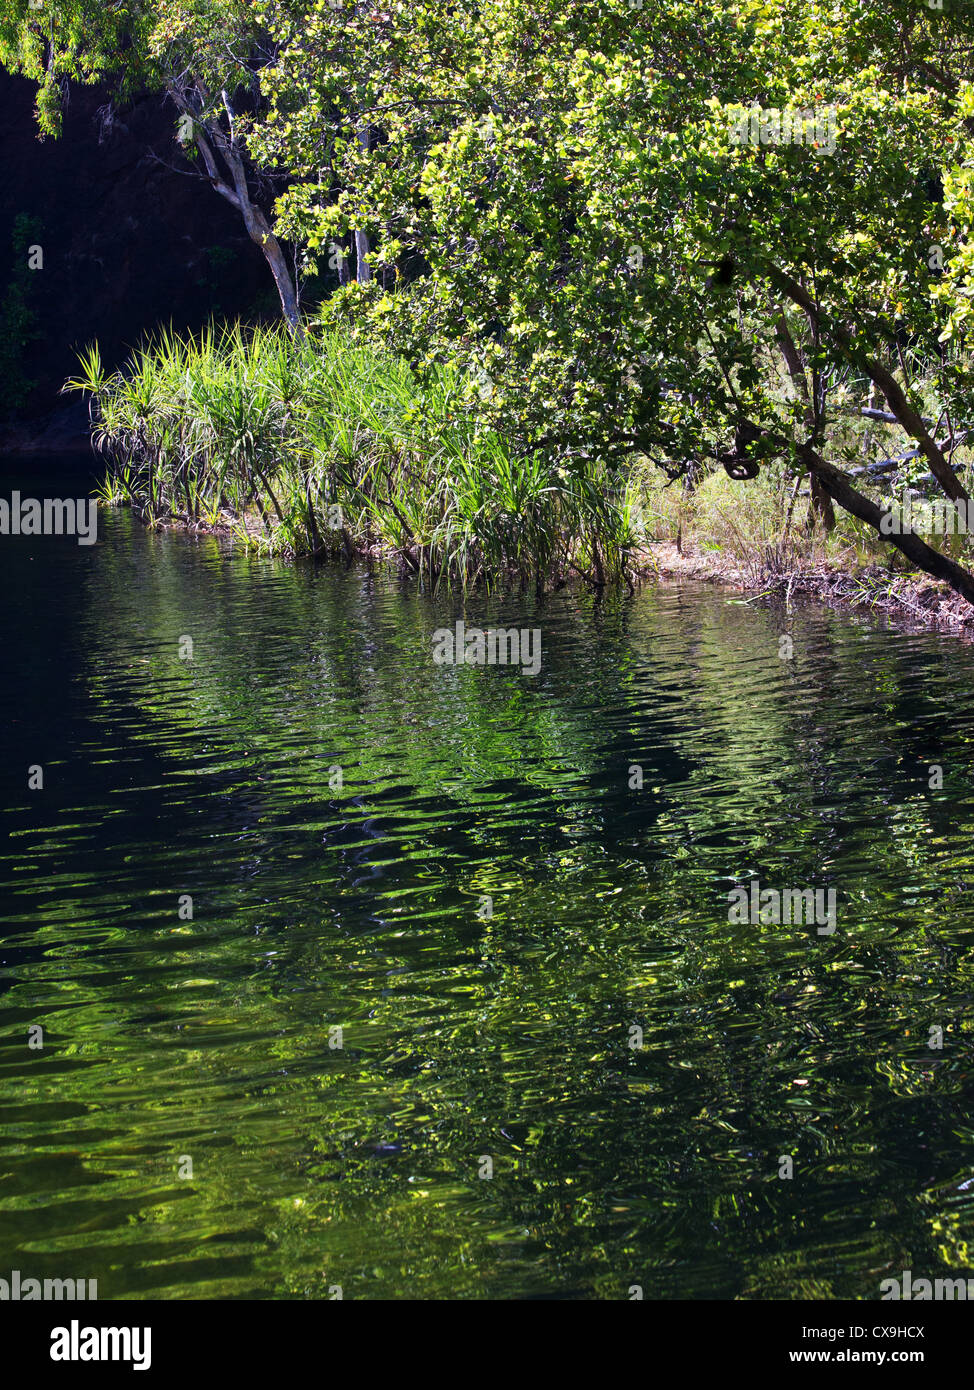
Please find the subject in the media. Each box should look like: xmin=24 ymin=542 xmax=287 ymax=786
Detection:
xmin=115 ymin=491 xmax=974 ymax=638
xmin=65 ymin=319 xmax=974 ymax=618
xmin=650 ymin=541 xmax=974 ymax=633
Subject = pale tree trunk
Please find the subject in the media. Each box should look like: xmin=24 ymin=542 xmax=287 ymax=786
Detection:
xmin=354 ymin=228 xmax=372 ymax=284
xmin=175 ymin=93 xmax=303 ymax=336
xmin=351 ymin=3 xmax=373 ymax=286
xmin=354 ymin=123 xmax=372 ymax=284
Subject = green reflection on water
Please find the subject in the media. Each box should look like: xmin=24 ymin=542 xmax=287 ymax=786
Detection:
xmin=2 ymin=498 xmax=974 ymax=1299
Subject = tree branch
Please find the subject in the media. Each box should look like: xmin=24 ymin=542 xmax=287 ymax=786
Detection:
xmin=767 ymin=265 xmax=970 ymax=503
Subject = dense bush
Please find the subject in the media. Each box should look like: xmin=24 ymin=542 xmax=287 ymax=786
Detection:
xmin=69 ymin=322 xmax=644 ymax=588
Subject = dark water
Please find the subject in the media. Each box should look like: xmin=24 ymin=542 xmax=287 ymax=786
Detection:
xmin=2 ymin=460 xmax=974 ymax=1301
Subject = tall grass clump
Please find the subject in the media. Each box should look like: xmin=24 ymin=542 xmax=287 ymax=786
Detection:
xmin=66 ymin=322 xmax=643 ymax=590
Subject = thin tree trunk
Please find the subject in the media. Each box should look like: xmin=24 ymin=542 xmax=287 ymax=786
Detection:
xmin=775 ymin=313 xmax=835 ymax=531
xmin=182 ymin=102 xmax=303 ymax=336
xmin=354 ymin=228 xmax=372 ymax=284
xmin=354 ymin=124 xmax=372 ymax=284
xmin=219 ymin=138 xmax=303 ymax=333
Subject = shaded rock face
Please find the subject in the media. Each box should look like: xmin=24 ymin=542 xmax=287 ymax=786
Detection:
xmin=0 ymin=71 xmax=269 ymax=450
xmin=0 ymin=401 xmax=92 ymax=454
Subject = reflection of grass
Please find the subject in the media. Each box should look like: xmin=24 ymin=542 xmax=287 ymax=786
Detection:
xmin=7 ymin=534 xmax=974 ymax=1297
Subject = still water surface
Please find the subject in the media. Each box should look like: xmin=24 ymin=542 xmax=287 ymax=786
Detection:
xmin=2 ymin=462 xmax=974 ymax=1299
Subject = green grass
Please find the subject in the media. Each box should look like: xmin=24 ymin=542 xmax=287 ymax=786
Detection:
xmin=67 ymin=322 xmax=640 ymax=591
xmin=69 ymin=320 xmax=960 ymax=594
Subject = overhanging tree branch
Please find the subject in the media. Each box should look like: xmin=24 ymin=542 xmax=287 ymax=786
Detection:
xmin=767 ymin=265 xmax=970 ymax=503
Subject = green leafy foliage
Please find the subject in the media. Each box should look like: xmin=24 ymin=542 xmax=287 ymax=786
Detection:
xmin=13 ymin=0 xmax=974 ymax=592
